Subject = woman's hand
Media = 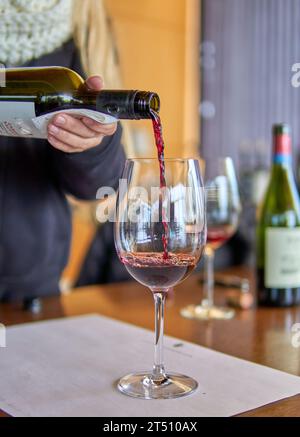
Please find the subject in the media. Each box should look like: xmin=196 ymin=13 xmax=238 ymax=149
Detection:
xmin=47 ymin=76 xmax=117 ymax=153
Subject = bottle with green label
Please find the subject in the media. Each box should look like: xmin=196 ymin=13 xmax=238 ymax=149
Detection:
xmin=256 ymin=123 xmax=300 ymax=306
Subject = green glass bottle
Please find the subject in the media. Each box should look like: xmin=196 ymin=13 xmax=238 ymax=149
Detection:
xmin=0 ymin=66 xmax=160 ymax=138
xmin=256 ymin=124 xmax=300 ymax=306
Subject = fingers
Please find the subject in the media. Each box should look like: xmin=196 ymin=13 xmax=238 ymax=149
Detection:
xmin=48 ymin=133 xmax=104 ymax=154
xmin=49 ymin=112 xmax=117 ymax=136
xmin=50 ymin=114 xmax=96 ymax=138
xmin=48 ymin=121 xmax=103 ymax=151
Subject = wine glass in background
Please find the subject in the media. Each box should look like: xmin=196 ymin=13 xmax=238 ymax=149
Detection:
xmin=181 ymin=157 xmax=241 ymax=320
xmin=114 ymin=158 xmax=206 ymax=399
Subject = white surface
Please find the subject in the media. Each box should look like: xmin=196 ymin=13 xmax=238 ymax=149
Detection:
xmin=0 ymin=314 xmax=300 ymax=417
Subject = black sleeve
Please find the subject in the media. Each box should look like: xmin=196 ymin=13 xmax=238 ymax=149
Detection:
xmin=49 ymin=123 xmax=126 ymax=200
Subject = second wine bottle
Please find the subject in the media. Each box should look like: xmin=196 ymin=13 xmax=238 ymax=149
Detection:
xmin=256 ymin=124 xmax=300 ymax=306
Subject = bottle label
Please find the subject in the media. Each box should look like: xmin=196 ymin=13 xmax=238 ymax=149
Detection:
xmin=0 ymin=100 xmax=44 ymax=138
xmin=265 ymin=227 xmax=300 ymax=288
xmin=0 ymin=101 xmax=117 ymax=139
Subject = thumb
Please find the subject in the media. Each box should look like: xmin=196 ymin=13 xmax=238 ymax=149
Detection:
xmin=85 ymin=75 xmax=104 ymax=91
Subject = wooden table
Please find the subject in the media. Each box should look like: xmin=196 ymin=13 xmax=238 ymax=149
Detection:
xmin=0 ymin=266 xmax=300 ymax=417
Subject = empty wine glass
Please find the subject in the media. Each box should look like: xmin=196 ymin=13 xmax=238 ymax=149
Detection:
xmin=181 ymin=157 xmax=241 ymax=320
xmin=114 ymin=158 xmax=206 ymax=399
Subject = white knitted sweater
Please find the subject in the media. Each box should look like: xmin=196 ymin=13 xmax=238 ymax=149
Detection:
xmin=0 ymin=0 xmax=72 ymax=66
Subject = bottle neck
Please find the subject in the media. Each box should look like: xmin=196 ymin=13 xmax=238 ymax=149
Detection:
xmin=37 ymin=90 xmax=160 ymax=120
xmin=270 ymin=132 xmax=296 ymax=194
xmin=272 ymin=133 xmax=292 ymax=166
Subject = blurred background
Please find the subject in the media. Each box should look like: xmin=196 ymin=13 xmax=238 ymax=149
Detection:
xmin=63 ymin=0 xmax=300 ymax=291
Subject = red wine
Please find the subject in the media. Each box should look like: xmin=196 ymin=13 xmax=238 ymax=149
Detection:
xmin=207 ymin=225 xmax=235 ymax=250
xmin=121 ymin=252 xmax=200 ymax=290
xmin=151 ymin=111 xmax=167 ymax=189
xmin=151 ymin=111 xmax=169 ymax=259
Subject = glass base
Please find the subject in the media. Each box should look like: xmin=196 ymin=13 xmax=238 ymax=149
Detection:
xmin=180 ymin=304 xmax=235 ymax=320
xmin=118 ymin=372 xmax=198 ymax=399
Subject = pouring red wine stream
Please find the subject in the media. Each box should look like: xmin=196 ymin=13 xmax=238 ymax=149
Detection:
xmin=151 ymin=110 xmax=169 ymax=259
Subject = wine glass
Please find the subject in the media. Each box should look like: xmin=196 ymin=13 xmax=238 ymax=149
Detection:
xmin=181 ymin=157 xmax=241 ymax=320
xmin=114 ymin=158 xmax=206 ymax=399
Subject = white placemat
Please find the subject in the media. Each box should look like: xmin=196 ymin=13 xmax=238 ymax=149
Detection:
xmin=0 ymin=314 xmax=300 ymax=417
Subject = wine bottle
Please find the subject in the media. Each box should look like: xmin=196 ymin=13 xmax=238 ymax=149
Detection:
xmin=0 ymin=66 xmax=160 ymax=139
xmin=256 ymin=123 xmax=300 ymax=306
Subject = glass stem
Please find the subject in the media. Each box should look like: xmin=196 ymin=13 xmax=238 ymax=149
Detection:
xmin=151 ymin=292 xmax=167 ymax=384
xmin=203 ymin=245 xmax=215 ymax=308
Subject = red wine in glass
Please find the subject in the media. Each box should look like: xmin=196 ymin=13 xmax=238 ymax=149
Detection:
xmin=114 ymin=157 xmax=206 ymax=399
xmin=121 ymin=252 xmax=199 ymax=290
xmin=207 ymin=225 xmax=235 ymax=250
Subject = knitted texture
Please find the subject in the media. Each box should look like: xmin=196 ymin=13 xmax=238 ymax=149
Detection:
xmin=0 ymin=0 xmax=72 ymax=66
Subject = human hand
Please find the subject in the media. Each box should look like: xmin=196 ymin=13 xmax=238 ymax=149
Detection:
xmin=47 ymin=76 xmax=117 ymax=153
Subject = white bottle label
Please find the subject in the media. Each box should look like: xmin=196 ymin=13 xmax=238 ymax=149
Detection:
xmin=0 ymin=101 xmax=117 ymax=139
xmin=0 ymin=100 xmax=43 ymax=138
xmin=265 ymin=227 xmax=300 ymax=288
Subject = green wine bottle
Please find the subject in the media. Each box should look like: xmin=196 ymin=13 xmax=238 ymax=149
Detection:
xmin=256 ymin=124 xmax=300 ymax=306
xmin=0 ymin=66 xmax=160 ymax=139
